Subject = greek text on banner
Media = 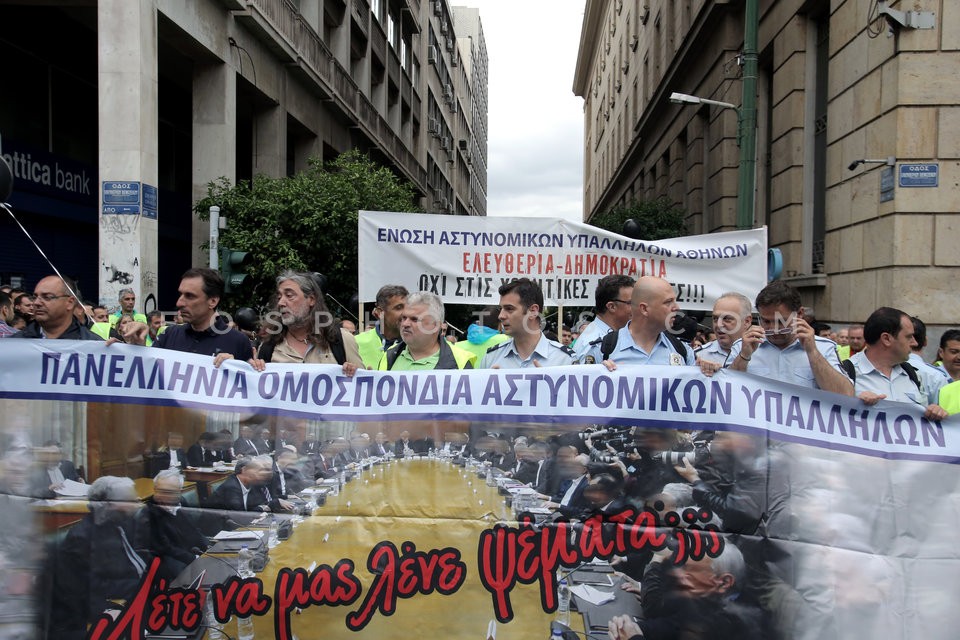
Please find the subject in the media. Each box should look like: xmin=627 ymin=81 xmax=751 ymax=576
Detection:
xmin=357 ymin=211 xmax=768 ymax=310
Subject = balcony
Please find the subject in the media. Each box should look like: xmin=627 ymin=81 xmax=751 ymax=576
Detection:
xmin=242 ymin=0 xmax=426 ymax=188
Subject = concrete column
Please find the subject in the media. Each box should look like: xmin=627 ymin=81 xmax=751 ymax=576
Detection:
xmin=97 ymin=0 xmax=159 ymax=310
xmin=191 ymin=62 xmax=236 ymax=268
xmin=254 ymin=103 xmax=285 ymax=178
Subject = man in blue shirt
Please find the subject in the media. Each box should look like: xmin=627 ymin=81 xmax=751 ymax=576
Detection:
xmin=573 ymin=274 xmax=635 ymax=363
xmin=584 ymin=276 xmax=694 ymax=368
xmin=727 ymin=281 xmax=852 ymax=395
xmin=480 ymin=278 xmax=576 ymax=369
xmin=847 ymin=307 xmax=947 ymax=420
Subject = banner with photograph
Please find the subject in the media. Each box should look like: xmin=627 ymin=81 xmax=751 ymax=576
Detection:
xmin=357 ymin=211 xmax=768 ymax=309
xmin=2 ymin=341 xmax=960 ymax=640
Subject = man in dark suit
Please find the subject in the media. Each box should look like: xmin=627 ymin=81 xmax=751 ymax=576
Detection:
xmin=394 ymin=430 xmax=413 ymax=456
xmin=48 ymin=476 xmax=152 ymax=637
xmin=186 ymin=432 xmax=230 ymax=467
xmin=545 ymin=449 xmax=591 ymax=518
xmin=154 ymin=432 xmax=187 ymax=470
xmin=209 ymin=456 xmax=293 ymax=520
xmin=583 ymin=473 xmax=630 ymax=516
xmin=30 ymin=441 xmax=81 ymax=499
xmin=145 ymin=469 xmax=209 ymax=580
xmin=274 ymin=448 xmax=310 ymax=496
xmin=312 ymin=442 xmax=342 ymax=480
xmin=370 ymin=432 xmax=392 ymax=457
xmin=233 ymin=425 xmax=264 ymax=457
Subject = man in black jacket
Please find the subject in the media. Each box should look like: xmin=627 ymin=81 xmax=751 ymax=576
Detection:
xmin=48 ymin=476 xmax=151 ymax=638
xmin=145 ymin=470 xmax=209 ymax=580
xmin=10 ymin=275 xmax=101 ymax=341
xmin=209 ymin=456 xmax=293 ymax=521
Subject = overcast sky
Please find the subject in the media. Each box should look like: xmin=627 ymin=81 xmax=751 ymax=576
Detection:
xmin=462 ymin=0 xmax=585 ymax=221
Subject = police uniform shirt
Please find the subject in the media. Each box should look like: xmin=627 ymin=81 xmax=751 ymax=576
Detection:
xmin=849 ymin=351 xmax=926 ymax=408
xmin=727 ymin=335 xmax=845 ymax=390
xmin=583 ymin=322 xmax=695 ymax=366
xmin=694 ymin=339 xmax=730 ymax=365
xmin=572 ymin=316 xmax=612 ymax=363
xmin=480 ymin=333 xmax=577 ymax=369
xmin=908 ymin=352 xmax=949 ymax=405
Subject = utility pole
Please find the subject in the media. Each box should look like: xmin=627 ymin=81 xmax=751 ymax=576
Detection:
xmin=736 ymin=0 xmax=759 ymax=230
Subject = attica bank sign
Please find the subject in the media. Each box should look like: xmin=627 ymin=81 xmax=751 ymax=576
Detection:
xmin=1 ymin=140 xmax=97 ymax=208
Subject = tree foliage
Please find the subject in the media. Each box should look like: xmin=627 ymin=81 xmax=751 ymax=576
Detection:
xmin=194 ymin=150 xmax=422 ymax=311
xmin=588 ymin=197 xmax=688 ymax=241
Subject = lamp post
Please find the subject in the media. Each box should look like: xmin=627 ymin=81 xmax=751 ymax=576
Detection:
xmin=669 ymin=92 xmax=752 ymax=230
xmin=668 ymin=0 xmax=759 ymax=231
xmin=738 ymin=0 xmax=759 ymax=231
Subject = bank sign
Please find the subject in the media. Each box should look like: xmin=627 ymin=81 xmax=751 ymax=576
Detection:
xmin=0 ymin=140 xmax=96 ymax=206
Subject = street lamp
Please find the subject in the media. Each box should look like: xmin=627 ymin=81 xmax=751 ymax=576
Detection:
xmin=669 ymin=92 xmax=738 ymax=111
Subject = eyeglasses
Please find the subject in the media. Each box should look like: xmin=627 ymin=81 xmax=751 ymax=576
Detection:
xmin=33 ymin=294 xmax=71 ymax=302
xmin=610 ymin=299 xmax=632 ymax=306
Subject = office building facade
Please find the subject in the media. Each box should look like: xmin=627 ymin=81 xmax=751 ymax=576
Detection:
xmin=0 ymin=0 xmax=487 ymax=310
xmin=574 ymin=0 xmax=960 ymax=329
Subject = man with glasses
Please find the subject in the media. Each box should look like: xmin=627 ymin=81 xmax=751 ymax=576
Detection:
xmin=10 ymin=275 xmax=102 ymax=340
xmin=575 ymin=274 xmax=635 ymax=363
xmin=695 ymin=292 xmax=754 ymax=375
xmin=727 ymin=281 xmax=852 ymax=394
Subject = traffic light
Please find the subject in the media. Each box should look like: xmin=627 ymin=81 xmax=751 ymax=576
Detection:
xmin=220 ymin=248 xmax=251 ymax=293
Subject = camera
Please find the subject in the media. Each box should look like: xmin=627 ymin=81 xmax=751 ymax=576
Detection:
xmin=652 ymin=440 xmax=711 ymax=467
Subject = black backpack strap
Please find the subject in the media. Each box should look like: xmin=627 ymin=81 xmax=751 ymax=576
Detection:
xmin=840 ymin=359 xmax=856 ymax=382
xmin=384 ymin=343 xmax=406 ymax=370
xmin=900 ymin=361 xmax=922 ymax=391
xmin=663 ymin=332 xmax=689 ymax=360
xmin=601 ymin=330 xmax=618 ymax=361
xmin=257 ymin=341 xmax=276 ymax=362
xmin=329 ymin=329 xmax=347 ymax=366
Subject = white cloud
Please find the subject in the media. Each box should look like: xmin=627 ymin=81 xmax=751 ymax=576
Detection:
xmin=460 ymin=0 xmax=585 ymax=221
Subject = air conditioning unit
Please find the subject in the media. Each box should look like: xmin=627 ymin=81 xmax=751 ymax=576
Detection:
xmin=441 ymin=136 xmax=451 ymax=150
xmin=441 ymin=21 xmax=448 ymax=35
xmin=630 ymin=35 xmax=639 ymax=51
xmin=622 ymin=61 xmax=630 ymax=74
xmin=458 ymin=139 xmax=468 ymax=151
xmin=428 ymin=117 xmax=440 ymax=136
xmin=428 ymin=45 xmax=438 ymax=65
xmin=446 ymin=36 xmax=454 ymax=51
xmin=434 ymin=0 xmax=442 ymax=17
xmin=444 ymin=83 xmax=453 ymax=99
xmin=451 ymin=53 xmax=459 ymax=67
xmin=449 ymin=100 xmax=458 ymax=114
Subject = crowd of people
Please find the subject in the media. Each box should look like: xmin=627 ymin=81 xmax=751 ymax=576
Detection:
xmin=3 ymin=267 xmax=960 ymax=639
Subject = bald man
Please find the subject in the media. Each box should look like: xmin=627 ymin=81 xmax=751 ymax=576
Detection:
xmin=583 ymin=276 xmax=694 ymax=368
xmin=11 ymin=275 xmax=102 ymax=340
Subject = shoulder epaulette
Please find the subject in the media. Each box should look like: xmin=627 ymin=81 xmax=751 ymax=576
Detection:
xmin=485 ymin=340 xmax=510 ymax=354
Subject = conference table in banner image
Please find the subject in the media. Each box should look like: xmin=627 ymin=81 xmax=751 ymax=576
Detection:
xmin=177 ymin=458 xmax=640 ymax=640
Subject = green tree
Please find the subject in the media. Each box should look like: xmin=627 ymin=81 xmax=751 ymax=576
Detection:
xmin=194 ymin=150 xmax=422 ymax=311
xmin=588 ymin=197 xmax=688 ymax=241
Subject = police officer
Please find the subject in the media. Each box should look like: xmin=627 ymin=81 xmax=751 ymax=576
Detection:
xmin=583 ymin=276 xmax=695 ymax=368
xmin=480 ymin=278 xmax=576 ymax=369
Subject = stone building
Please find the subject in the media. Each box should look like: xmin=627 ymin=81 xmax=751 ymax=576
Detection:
xmin=573 ymin=0 xmax=959 ymax=334
xmin=0 ymin=0 xmax=487 ymax=309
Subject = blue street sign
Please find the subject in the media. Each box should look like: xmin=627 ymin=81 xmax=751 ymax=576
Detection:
xmin=102 ymin=181 xmax=141 ymax=214
xmin=898 ymin=164 xmax=938 ymax=188
xmin=142 ymin=183 xmax=158 ymax=220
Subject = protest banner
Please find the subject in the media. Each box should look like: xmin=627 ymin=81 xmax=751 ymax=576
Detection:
xmin=357 ymin=211 xmax=769 ymax=310
xmin=2 ymin=340 xmax=959 ymax=640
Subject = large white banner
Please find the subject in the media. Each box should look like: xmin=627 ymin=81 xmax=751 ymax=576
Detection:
xmin=357 ymin=211 xmax=768 ymax=309
xmin=1 ymin=341 xmax=956 ymax=464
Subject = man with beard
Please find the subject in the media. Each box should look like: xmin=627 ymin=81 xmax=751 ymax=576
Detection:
xmin=249 ymin=270 xmax=364 ymax=370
